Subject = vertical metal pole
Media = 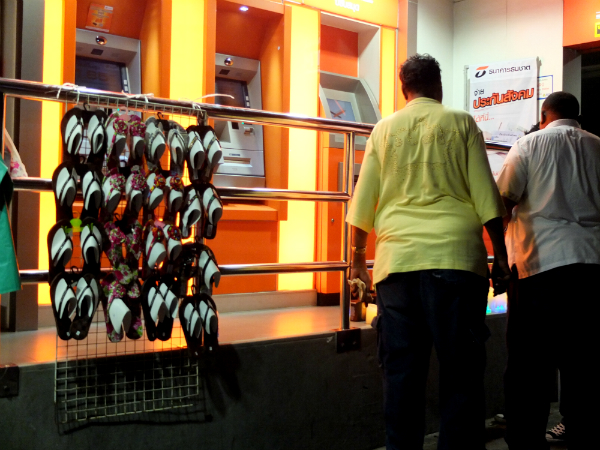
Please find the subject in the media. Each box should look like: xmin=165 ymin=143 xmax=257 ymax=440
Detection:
xmin=340 ymin=131 xmax=355 ymax=330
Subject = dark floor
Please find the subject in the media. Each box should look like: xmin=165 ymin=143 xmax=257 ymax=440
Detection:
xmin=374 ymin=403 xmax=567 ymax=450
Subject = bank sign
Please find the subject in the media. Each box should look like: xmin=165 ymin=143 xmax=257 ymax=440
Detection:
xmin=469 ymin=57 xmax=538 ymax=145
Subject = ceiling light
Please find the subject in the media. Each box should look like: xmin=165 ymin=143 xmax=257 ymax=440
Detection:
xmin=239 ymin=6 xmax=249 ymax=12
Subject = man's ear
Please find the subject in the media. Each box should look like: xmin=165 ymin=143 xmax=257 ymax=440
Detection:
xmin=402 ymin=86 xmax=408 ymax=100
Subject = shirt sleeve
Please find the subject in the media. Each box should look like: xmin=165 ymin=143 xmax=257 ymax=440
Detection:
xmin=466 ymin=121 xmax=506 ymax=224
xmin=496 ymin=140 xmax=528 ymax=203
xmin=345 ymin=126 xmax=381 ymax=233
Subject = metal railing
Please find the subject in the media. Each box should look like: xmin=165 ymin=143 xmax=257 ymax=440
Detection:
xmin=1 ymin=77 xmax=375 ymax=331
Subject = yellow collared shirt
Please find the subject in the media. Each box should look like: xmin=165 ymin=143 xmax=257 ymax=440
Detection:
xmin=346 ymin=97 xmax=505 ymax=284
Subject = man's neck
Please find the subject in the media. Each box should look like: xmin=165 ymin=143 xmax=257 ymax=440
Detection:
xmin=405 ymin=92 xmax=441 ymax=103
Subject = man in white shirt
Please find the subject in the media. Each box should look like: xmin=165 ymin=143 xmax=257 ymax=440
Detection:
xmin=496 ymin=91 xmax=600 ymax=450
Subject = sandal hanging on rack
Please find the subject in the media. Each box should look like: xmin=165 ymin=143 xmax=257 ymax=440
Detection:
xmin=80 ymin=217 xmax=103 ymax=275
xmin=140 ymin=275 xmax=169 ymax=341
xmin=70 ymin=273 xmax=100 ymax=340
xmin=128 ymin=116 xmax=146 ymax=163
xmin=86 ymin=109 xmax=108 ymax=156
xmin=101 ymin=168 xmax=126 ymax=215
xmin=50 ymin=272 xmax=77 ymax=340
xmin=143 ymin=221 xmax=167 ymax=269
xmin=125 ymin=280 xmax=144 ymax=340
xmin=105 ymin=112 xmax=128 ymax=161
xmin=47 ymin=220 xmax=74 ymax=281
xmin=179 ymin=294 xmax=203 ymax=357
xmin=198 ymin=245 xmax=221 ymax=290
xmin=145 ymin=116 xmax=167 ymax=163
xmin=179 ymin=185 xmax=202 ymax=239
xmin=100 ymin=276 xmax=132 ymax=343
xmin=80 ymin=167 xmax=102 ymax=219
xmin=198 ymin=292 xmax=219 ymax=352
xmin=125 ymin=165 xmax=147 ymax=214
xmin=161 ymin=223 xmax=182 ymax=261
xmin=185 ymin=125 xmax=205 ymax=172
xmin=164 ymin=175 xmax=184 ymax=215
xmin=168 ymin=121 xmax=186 ymax=168
xmin=146 ymin=170 xmax=166 ymax=211
xmin=198 ymin=125 xmax=223 ymax=177
xmin=60 ymin=108 xmax=83 ymax=158
xmin=197 ymin=183 xmax=223 ymax=239
xmin=52 ymin=162 xmax=77 ymax=221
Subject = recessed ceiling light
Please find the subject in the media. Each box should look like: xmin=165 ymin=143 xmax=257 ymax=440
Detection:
xmin=240 ymin=6 xmax=249 ymax=12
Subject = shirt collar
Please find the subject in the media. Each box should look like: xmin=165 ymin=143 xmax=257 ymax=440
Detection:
xmin=405 ymin=97 xmax=441 ymax=108
xmin=545 ymin=119 xmax=580 ymax=129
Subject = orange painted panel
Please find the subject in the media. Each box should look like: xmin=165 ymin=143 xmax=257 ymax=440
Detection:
xmin=564 ymin=0 xmax=600 ymax=49
xmin=396 ymin=0 xmax=408 ymax=110
xmin=76 ymin=0 xmax=148 ymax=39
xmin=216 ymin=0 xmax=282 ymax=60
xmin=320 ymin=25 xmax=358 ymax=77
xmin=210 ymin=220 xmax=279 ymax=294
xmin=300 ymin=0 xmax=398 ymax=28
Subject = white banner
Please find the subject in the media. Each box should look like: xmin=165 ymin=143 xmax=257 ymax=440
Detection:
xmin=469 ymin=57 xmax=538 ymax=145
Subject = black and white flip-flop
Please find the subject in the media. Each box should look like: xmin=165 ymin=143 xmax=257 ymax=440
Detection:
xmin=50 ymin=273 xmax=77 ymax=340
xmin=179 ymin=185 xmax=202 ymax=239
xmin=52 ymin=162 xmax=77 ymax=221
xmin=179 ymin=295 xmax=203 ymax=357
xmin=197 ymin=183 xmax=223 ymax=239
xmin=70 ymin=273 xmax=100 ymax=340
xmin=61 ymin=108 xmax=83 ymax=157
xmin=198 ymin=292 xmax=218 ymax=352
xmin=47 ymin=220 xmax=74 ymax=280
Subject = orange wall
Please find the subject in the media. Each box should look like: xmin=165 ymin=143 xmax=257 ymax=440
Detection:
xmin=397 ymin=0 xmax=408 ymax=110
xmin=140 ymin=0 xmax=171 ymax=98
xmin=564 ymin=0 xmax=600 ymax=50
xmin=76 ymin=0 xmax=148 ymax=39
xmin=320 ymin=25 xmax=358 ymax=77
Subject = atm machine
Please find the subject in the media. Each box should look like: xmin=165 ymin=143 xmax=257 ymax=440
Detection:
xmin=318 ymin=71 xmax=381 ymax=190
xmin=74 ymin=29 xmax=141 ymax=94
xmin=213 ymin=53 xmax=265 ymax=188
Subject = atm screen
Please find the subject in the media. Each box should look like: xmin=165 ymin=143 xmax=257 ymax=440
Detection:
xmin=327 ymin=98 xmax=357 ymax=122
xmin=75 ymin=57 xmax=125 ymax=92
xmin=215 ymin=78 xmax=247 ymax=108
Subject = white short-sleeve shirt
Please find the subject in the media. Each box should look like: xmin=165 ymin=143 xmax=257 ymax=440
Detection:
xmin=496 ymin=119 xmax=600 ymax=278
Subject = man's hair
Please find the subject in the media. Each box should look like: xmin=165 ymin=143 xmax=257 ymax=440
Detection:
xmin=543 ymin=92 xmax=580 ymax=120
xmin=399 ymin=54 xmax=442 ymax=97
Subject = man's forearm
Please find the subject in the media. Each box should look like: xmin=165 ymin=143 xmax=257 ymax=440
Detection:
xmin=484 ymin=217 xmax=508 ymax=257
xmin=351 ymin=226 xmax=369 ymax=268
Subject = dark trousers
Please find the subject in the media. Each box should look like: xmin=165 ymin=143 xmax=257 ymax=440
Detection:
xmin=504 ymin=264 xmax=600 ymax=450
xmin=376 ymin=270 xmax=489 ymax=450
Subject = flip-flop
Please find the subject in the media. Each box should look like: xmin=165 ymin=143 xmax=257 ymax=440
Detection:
xmin=159 ymin=282 xmax=179 ymax=319
xmin=162 ymin=224 xmax=182 ymax=261
xmin=128 ymin=116 xmax=146 ymax=162
xmin=81 ymin=168 xmax=102 ymax=215
xmin=70 ymin=273 xmax=100 ymax=340
xmin=199 ymin=245 xmax=221 ymax=290
xmin=146 ymin=171 xmax=166 ymax=211
xmin=198 ymin=125 xmax=223 ymax=174
xmin=185 ymin=125 xmax=206 ymax=171
xmin=198 ymin=292 xmax=219 ymax=352
xmin=102 ymin=168 xmax=125 ymax=214
xmin=140 ymin=275 xmax=169 ymax=341
xmin=47 ymin=220 xmax=74 ymax=280
xmin=52 ymin=162 xmax=77 ymax=209
xmin=167 ymin=121 xmax=186 ymax=168
xmin=179 ymin=185 xmax=202 ymax=239
xmin=100 ymin=276 xmax=131 ymax=343
xmin=125 ymin=166 xmax=146 ymax=214
xmin=165 ymin=175 xmax=184 ymax=214
xmin=143 ymin=221 xmax=166 ymax=268
xmin=106 ymin=112 xmax=128 ymax=159
xmin=179 ymin=296 xmax=202 ymax=357
xmin=125 ymin=280 xmax=144 ymax=340
xmin=145 ymin=117 xmax=166 ymax=163
xmin=50 ymin=273 xmax=77 ymax=340
xmin=198 ymin=183 xmax=223 ymax=239
xmin=80 ymin=217 xmax=102 ymax=274
xmin=87 ymin=110 xmax=107 ymax=156
xmin=60 ymin=108 xmax=83 ymax=157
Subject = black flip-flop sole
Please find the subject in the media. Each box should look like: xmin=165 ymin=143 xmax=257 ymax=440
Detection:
xmin=50 ymin=273 xmax=74 ymax=340
xmin=179 ymin=296 xmax=203 ymax=357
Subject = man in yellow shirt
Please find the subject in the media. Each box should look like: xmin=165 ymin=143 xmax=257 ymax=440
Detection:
xmin=347 ymin=54 xmax=510 ymax=450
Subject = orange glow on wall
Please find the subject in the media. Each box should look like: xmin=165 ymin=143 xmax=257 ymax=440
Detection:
xmin=278 ymin=5 xmax=319 ymax=290
xmin=39 ymin=0 xmax=66 ymax=305
xmin=75 ymin=0 xmax=148 ymax=40
xmin=380 ymin=26 xmax=396 ymax=117
xmin=301 ymin=0 xmax=398 ymax=29
xmin=563 ymin=0 xmax=600 ymax=50
xmin=320 ymin=25 xmax=358 ymax=77
xmin=170 ymin=0 xmax=205 ymax=100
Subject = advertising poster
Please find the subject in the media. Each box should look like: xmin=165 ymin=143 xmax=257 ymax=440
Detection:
xmin=85 ymin=4 xmax=114 ymax=33
xmin=469 ymin=57 xmax=538 ymax=145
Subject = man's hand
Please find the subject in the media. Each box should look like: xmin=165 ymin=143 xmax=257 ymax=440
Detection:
xmin=350 ymin=264 xmax=372 ymax=299
xmin=491 ymin=253 xmax=511 ymax=296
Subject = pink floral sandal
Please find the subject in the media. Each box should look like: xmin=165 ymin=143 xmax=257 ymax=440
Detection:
xmin=100 ymin=277 xmax=131 ymax=343
xmin=106 ymin=112 xmax=128 ymax=160
xmin=128 ymin=116 xmax=146 ymax=162
xmin=165 ymin=175 xmax=184 ymax=214
xmin=146 ymin=171 xmax=166 ymax=211
xmin=102 ymin=168 xmax=126 ymax=214
xmin=143 ymin=220 xmax=167 ymax=268
xmin=125 ymin=165 xmax=147 ymax=214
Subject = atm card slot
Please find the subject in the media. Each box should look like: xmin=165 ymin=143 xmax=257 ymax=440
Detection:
xmin=223 ymin=156 xmax=252 ymax=167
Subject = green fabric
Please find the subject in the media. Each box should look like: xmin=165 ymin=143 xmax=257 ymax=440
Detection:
xmin=0 ymin=159 xmax=21 ymax=295
xmin=346 ymin=98 xmax=505 ymax=284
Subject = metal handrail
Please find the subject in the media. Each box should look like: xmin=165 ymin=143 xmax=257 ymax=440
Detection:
xmin=0 ymin=78 xmax=374 ymax=135
xmin=12 ymin=177 xmax=351 ymax=202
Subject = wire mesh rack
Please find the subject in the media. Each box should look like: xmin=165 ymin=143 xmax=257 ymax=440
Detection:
xmin=0 ymin=78 xmax=370 ymax=426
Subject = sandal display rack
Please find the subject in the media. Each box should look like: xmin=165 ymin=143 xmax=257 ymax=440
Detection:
xmin=0 ymin=78 xmax=373 ymax=424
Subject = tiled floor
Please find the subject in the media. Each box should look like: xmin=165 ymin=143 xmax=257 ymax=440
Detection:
xmin=373 ymin=403 xmax=567 ymax=450
xmin=0 ymin=306 xmax=368 ymax=366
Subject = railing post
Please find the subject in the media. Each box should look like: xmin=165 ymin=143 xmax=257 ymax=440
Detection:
xmin=340 ymin=131 xmax=356 ymax=330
